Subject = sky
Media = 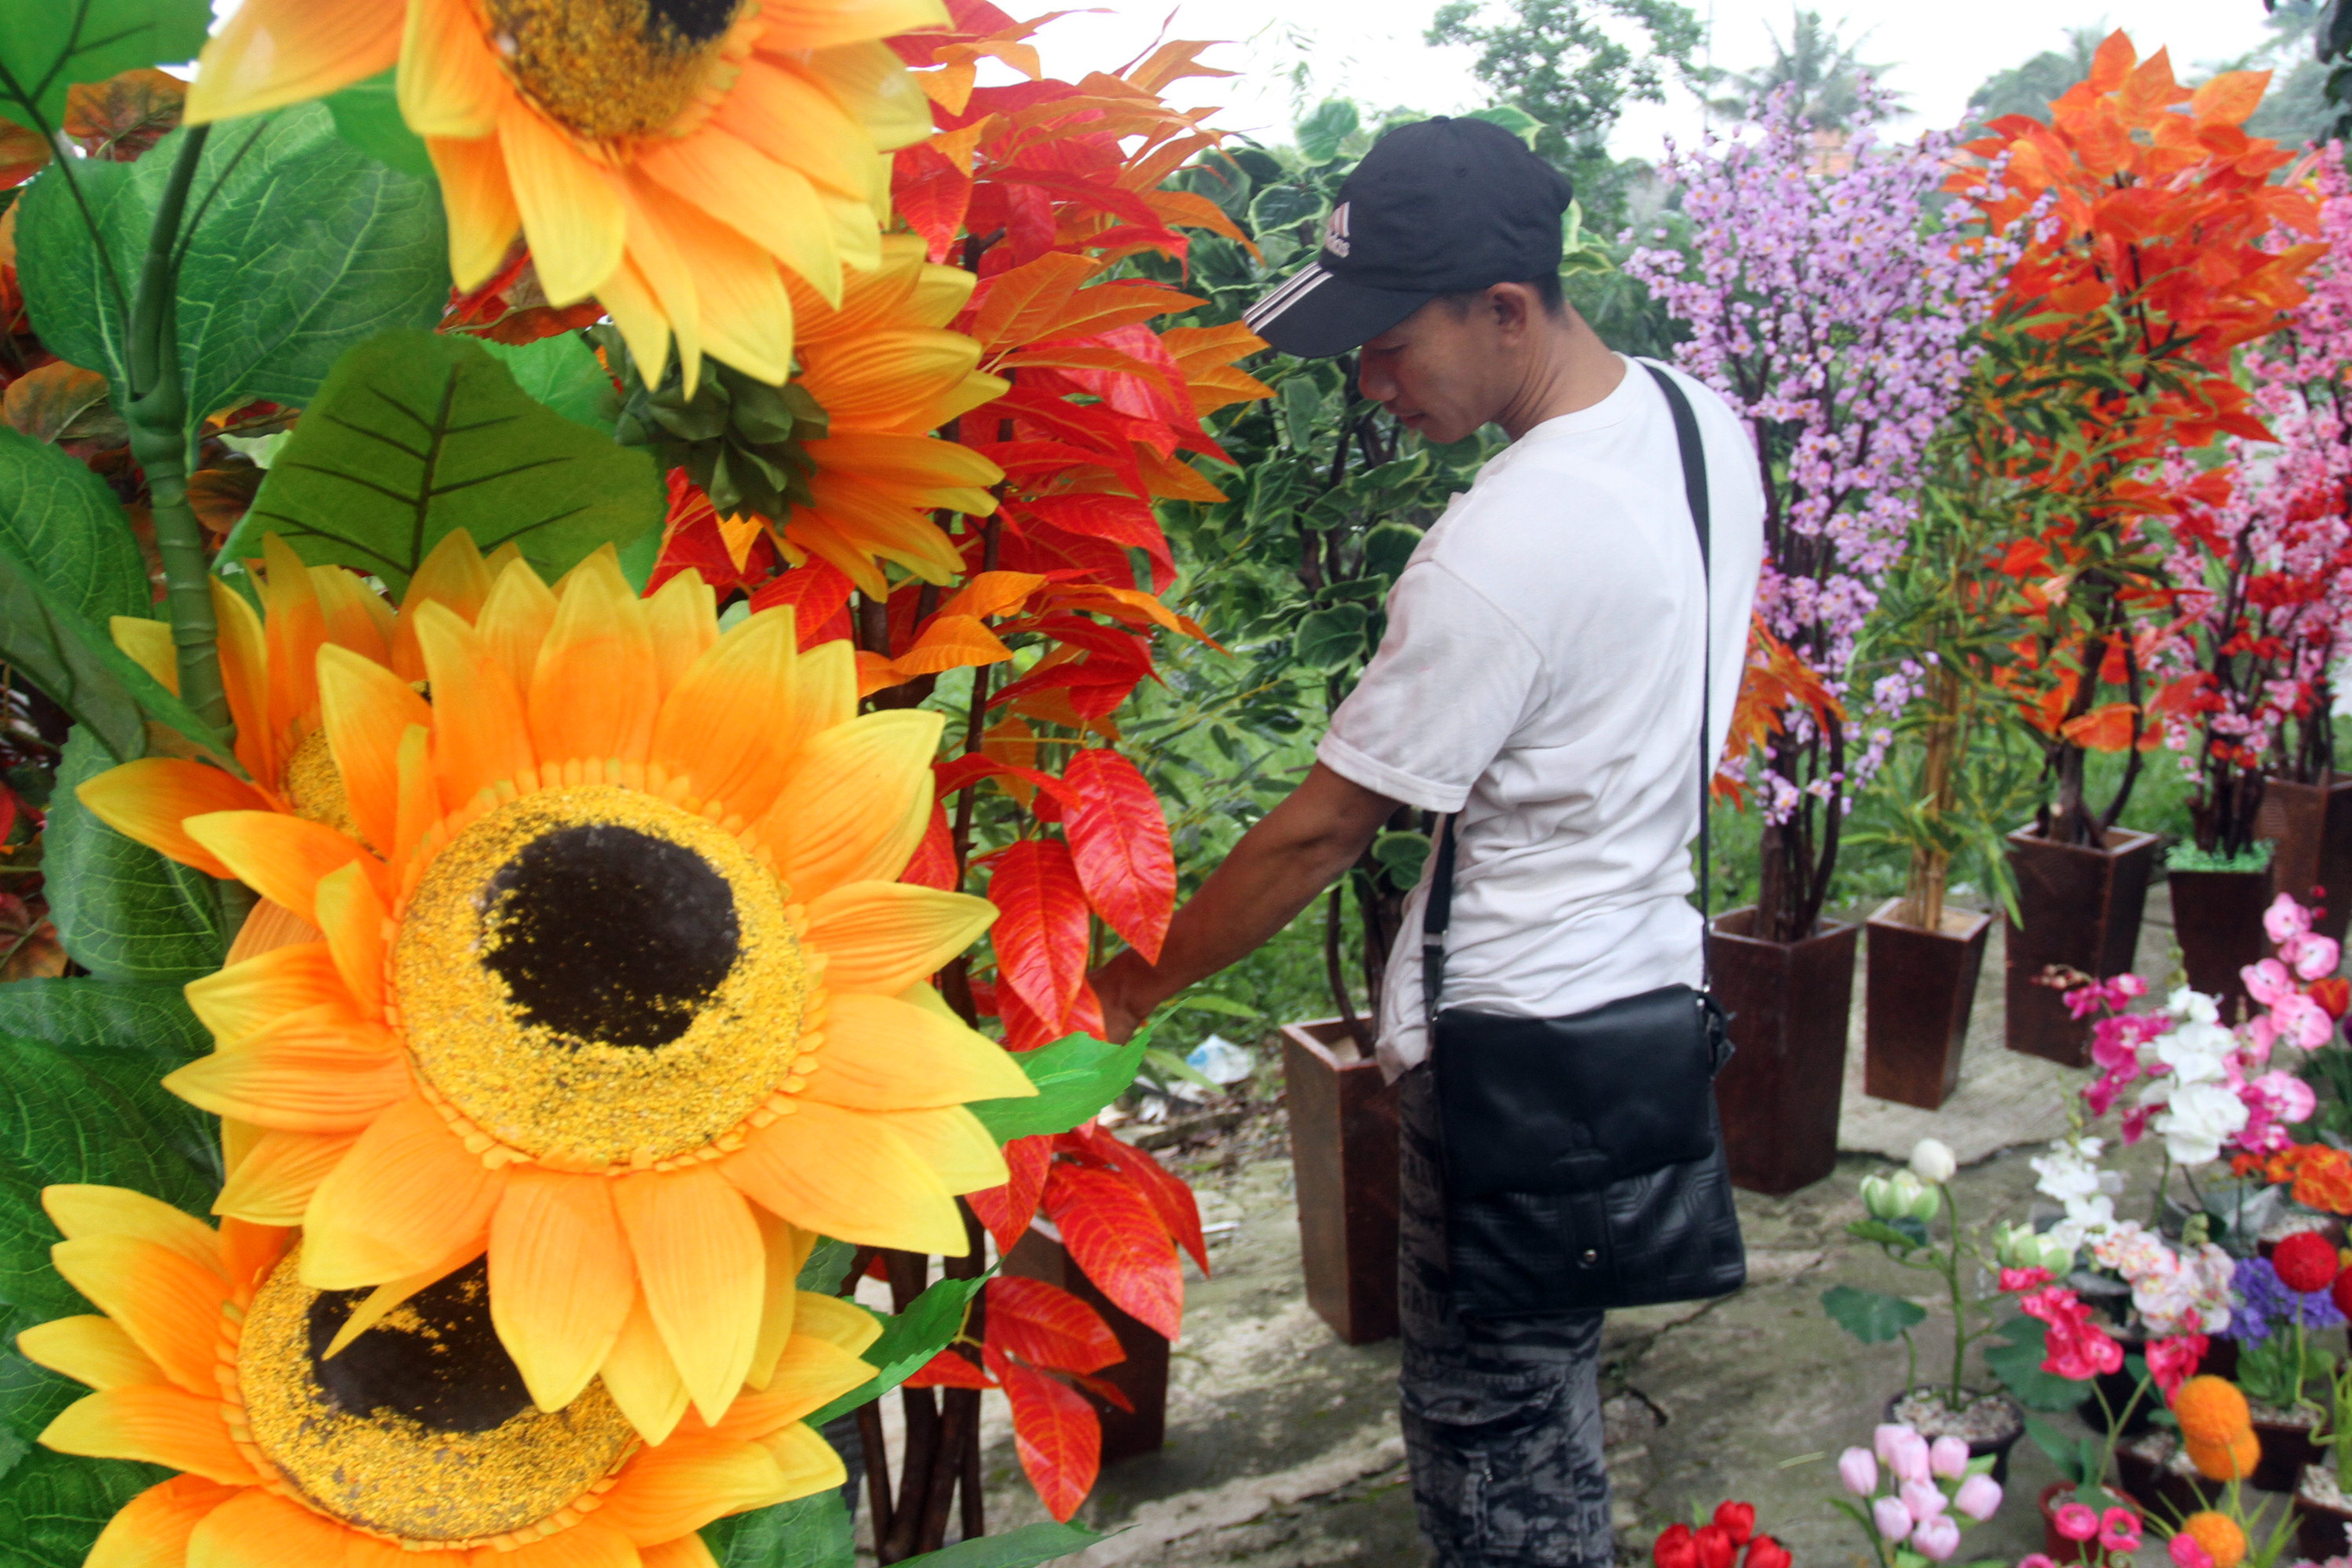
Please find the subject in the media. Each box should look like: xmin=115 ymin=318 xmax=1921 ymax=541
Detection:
xmin=1018 ymin=0 xmax=2293 ymax=157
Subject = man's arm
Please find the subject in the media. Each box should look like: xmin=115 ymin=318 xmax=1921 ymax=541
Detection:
xmin=1091 ymin=761 xmax=1402 ymax=1044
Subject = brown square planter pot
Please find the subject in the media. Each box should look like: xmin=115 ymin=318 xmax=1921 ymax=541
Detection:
xmin=1864 ymin=899 xmax=1991 ymax=1111
xmin=1279 ymin=1018 xmax=1400 ymax=1346
xmin=2004 ymin=826 xmax=2158 ymax=1067
xmin=1003 ymin=1222 xmax=1168 ymax=1463
xmin=1711 ymin=907 xmax=1858 ymax=1196
xmin=2257 ymin=774 xmax=2352 ymax=942
xmin=2170 ymin=865 xmax=2273 ymax=1024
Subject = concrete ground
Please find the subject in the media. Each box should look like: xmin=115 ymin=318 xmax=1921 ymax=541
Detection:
xmin=865 ymin=885 xmax=2275 ymax=1565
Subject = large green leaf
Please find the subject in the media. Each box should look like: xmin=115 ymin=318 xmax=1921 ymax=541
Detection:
xmin=0 ymin=0 xmax=210 ymax=129
xmin=703 ymin=1491 xmax=855 ymax=1568
xmin=1294 ymin=99 xmax=1360 ymax=164
xmin=478 ymin=333 xmax=622 ymax=434
xmin=1818 ymin=1284 xmax=1926 ymax=1344
xmin=804 ymin=1275 xmax=987 ymax=1431
xmin=321 ymin=70 xmax=434 ymax=178
xmin=0 ymin=1446 xmax=164 ymax=1568
xmin=16 ymin=106 xmax=448 ymax=434
xmin=966 ymin=1033 xmax=1149 ymax=1145
xmin=42 ymin=728 xmax=229 ymax=984
xmin=0 ymin=979 xmax=208 ymax=1061
xmin=227 ymin=329 xmax=665 ymax=593
xmin=0 ymin=430 xmax=148 ymax=627
xmin=899 ymin=1523 xmax=1108 ymax=1566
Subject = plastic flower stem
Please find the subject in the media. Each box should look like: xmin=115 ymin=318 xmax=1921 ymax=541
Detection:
xmin=2336 ymin=1360 xmax=2352 ymax=1483
xmin=2154 ymin=1151 xmax=2172 ymax=1227
xmin=1901 ymin=1323 xmax=1919 ymax=1396
xmin=122 ymin=124 xmax=229 ymax=735
xmin=1943 ymin=1181 xmax=1973 ymax=1406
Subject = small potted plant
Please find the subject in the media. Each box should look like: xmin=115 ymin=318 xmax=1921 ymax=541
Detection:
xmin=1827 ymin=1139 xmax=2029 ymax=1476
xmin=2228 ymin=1235 xmax=2343 ymax=1488
xmin=1833 ymin=1423 xmax=2007 ymax=1566
xmin=2298 ymin=1331 xmax=2352 ymax=1561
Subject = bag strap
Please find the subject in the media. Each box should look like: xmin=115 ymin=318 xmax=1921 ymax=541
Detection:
xmin=1422 ymin=360 xmax=1715 ymax=1029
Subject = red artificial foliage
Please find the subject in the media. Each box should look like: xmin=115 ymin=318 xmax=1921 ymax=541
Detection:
xmin=990 ymin=1345 xmax=1102 ymax=1520
xmin=1044 ymin=1163 xmax=1183 ymax=1341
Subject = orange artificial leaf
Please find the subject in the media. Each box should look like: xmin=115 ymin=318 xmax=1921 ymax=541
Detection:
xmin=0 ymin=118 xmax=50 ymax=187
xmin=969 ymin=253 xmax=1103 ymax=353
xmin=187 ymin=466 xmax=263 ymax=539
xmin=2 ymin=361 xmax=122 ymax=445
xmin=891 ymin=615 xmax=1014 ymax=677
xmin=2192 ymin=70 xmax=2269 ymax=130
xmin=1062 ymin=749 xmax=1174 ymax=964
xmin=2060 ymin=702 xmax=2142 ymax=751
xmin=989 ymin=1349 xmax=1099 ymax=1521
xmin=1043 ymin=1164 xmax=1181 ymax=1340
xmin=937 ymin=570 xmax=1047 ymax=622
xmin=985 ymin=1276 xmax=1123 ymax=1374
xmin=64 ymin=68 xmax=184 ymax=162
xmin=1072 ymin=1123 xmax=1207 ymax=1274
xmin=987 ymin=838 xmax=1092 ymax=1032
xmin=904 ymin=1348 xmax=996 ymax=1388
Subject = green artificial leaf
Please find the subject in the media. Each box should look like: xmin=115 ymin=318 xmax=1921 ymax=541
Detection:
xmin=1362 ymin=521 xmax=1423 ymax=582
xmin=1248 ymin=181 xmax=1325 ymax=238
xmin=1847 ymin=1217 xmax=1928 ymax=1253
xmin=966 ymin=1033 xmax=1149 ymax=1144
xmin=228 ymin=328 xmax=664 ymax=593
xmin=803 ymin=1275 xmax=988 ymax=1430
xmin=1465 ymin=104 xmax=1544 ymax=146
xmin=1167 ymin=992 xmax=1262 ymax=1022
xmin=478 ymin=332 xmax=622 ymax=433
xmin=42 ymin=728 xmax=229 ymax=984
xmin=1292 ymin=604 xmax=1369 ymax=671
xmin=1278 ymin=376 xmax=1324 ymax=453
xmin=0 ymin=979 xmax=208 ymax=1062
xmin=898 ymin=1523 xmax=1109 ymax=1566
xmin=321 ymin=69 xmax=434 ymax=177
xmin=0 ymin=430 xmax=149 ymax=627
xmin=17 ymin=105 xmax=448 ymax=436
xmin=1294 ymin=99 xmax=1361 ymax=164
xmin=702 ymin=1490 xmax=855 ymax=1568
xmin=0 ymin=0 xmax=210 ymax=129
xmin=796 ymin=1236 xmax=855 ymax=1296
xmin=1820 ymin=1285 xmax=1926 ymax=1344
xmin=0 ymin=1446 xmax=165 ymax=1568
xmin=1984 ymin=1316 xmax=2091 ymax=1411
xmin=1370 ymin=829 xmax=1430 ymax=890
xmin=2022 ymin=1414 xmax=2088 ymax=1481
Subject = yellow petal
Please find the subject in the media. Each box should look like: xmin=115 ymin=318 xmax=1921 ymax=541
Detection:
xmin=612 ymin=1167 xmax=764 ymax=1425
xmin=413 ymin=601 xmax=534 ymax=815
xmin=488 ymin=1169 xmax=636 ymax=1412
xmin=423 ymin=136 xmax=514 ymax=292
xmin=318 ymin=643 xmax=430 ymax=857
xmin=595 ymin=1434 xmax=787 ymax=1546
xmin=650 ymin=608 xmax=803 ymax=819
xmin=43 ymin=1185 xmax=222 ymax=1270
xmin=74 ymin=760 xmax=270 ymax=880
xmin=720 ymin=1102 xmax=966 ymax=1254
xmin=109 ymin=616 xmax=178 ymax=695
xmin=635 ymin=177 xmax=794 ymax=386
xmin=185 ymin=0 xmax=401 ymax=123
xmin=212 ymin=580 xmax=275 ymax=784
xmin=299 ymin=1098 xmax=502 ymax=1288
xmin=746 ymin=1207 xmax=808 ymax=1391
xmin=798 ymin=993 xmax=1032 ymax=1109
xmin=476 ymin=554 xmax=560 ymax=695
xmin=187 ymin=942 xmax=346 ymax=1048
xmin=224 ymin=898 xmax=321 ymax=965
xmin=185 ymin=1488 xmax=354 ymax=1568
xmin=310 ymin=860 xmax=389 ymax=1020
xmin=600 ymin=1289 xmax=691 ymax=1445
xmin=499 ymin=96 xmax=625 ymax=303
xmin=41 ymin=1385 xmax=258 ymax=1485
xmin=638 ymin=1535 xmax=720 ymax=1568
xmin=789 ymin=1290 xmax=884 ymax=1358
xmin=181 ymin=811 xmax=376 ymax=930
xmin=643 ymin=569 xmax=718 ymax=699
xmin=45 ymin=1235 xmax=227 ymax=1396
xmin=163 ymin=1018 xmax=408 ymax=1134
xmin=501 ymin=1520 xmax=644 ymax=1568
xmin=401 ymin=0 xmax=508 ymax=139
xmin=16 ymin=1315 xmax=166 ymax=1392
xmin=761 ymin=1418 xmax=851 ymax=1497
xmin=212 ymin=1129 xmax=355 ymax=1226
xmin=760 ymin=710 xmax=940 ymax=898
xmin=529 ymin=550 xmax=659 ymax=767
xmin=638 ymin=129 xmax=840 ymax=305
xmin=87 ymin=1475 xmax=239 ymax=1568
xmin=873 ymin=1106 xmax=1007 ymax=1193
xmin=803 ymin=882 xmax=993 ymax=994
xmin=715 ymin=1330 xmax=874 ymax=1437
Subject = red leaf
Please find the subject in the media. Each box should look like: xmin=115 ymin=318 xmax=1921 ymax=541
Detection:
xmin=1017 ymin=494 xmax=1174 ymax=583
xmin=1063 ymin=750 xmax=1174 ymax=962
xmin=935 ymin=753 xmax=1083 ymax=811
xmin=904 ymin=1348 xmax=996 ymax=1388
xmin=902 ymin=804 xmax=957 ymax=891
xmin=988 ymin=1345 xmax=1101 ymax=1520
xmin=1073 ymin=1123 xmax=1207 ymax=1275
xmin=967 ymin=1134 xmax=1052 ymax=1253
xmin=893 ymin=140 xmax=975 ymax=263
xmin=987 ymin=838 xmax=1091 ymax=1029
xmin=1069 ymin=1370 xmax=1136 ymax=1413
xmin=985 ymin=1276 xmax=1123 ymax=1373
xmin=1044 ymin=1165 xmax=1182 ymax=1339
xmin=748 ymin=559 xmax=857 ymax=649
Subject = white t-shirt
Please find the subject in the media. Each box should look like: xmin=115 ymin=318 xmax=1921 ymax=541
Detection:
xmin=1315 ymin=354 xmax=1766 ymax=1078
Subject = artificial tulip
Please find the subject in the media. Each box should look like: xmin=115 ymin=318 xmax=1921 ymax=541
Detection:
xmin=1912 ymin=1514 xmax=1962 ymax=1562
xmin=1838 ymin=1446 xmax=1879 ymax=1496
xmin=1873 ymin=1496 xmax=1915 ymax=1542
xmin=1929 ymin=1435 xmax=1970 ymax=1479
xmin=1953 ymin=1474 xmax=2003 ymax=1522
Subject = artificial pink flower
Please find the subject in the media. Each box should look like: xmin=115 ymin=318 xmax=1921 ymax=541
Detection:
xmin=2114 ymin=974 xmax=2149 ymax=1000
xmin=1873 ymin=1423 xmax=1916 ymax=1467
xmin=1838 ymin=1446 xmax=1878 ymax=1497
xmin=1954 ymin=1474 xmax=2002 ymax=1522
xmin=2245 ymin=957 xmax=2296 ymax=1007
xmin=2292 ymin=932 xmax=2343 ymax=981
xmin=2054 ymin=1502 xmax=2100 ymax=1542
xmin=1887 ymin=1429 xmax=1933 ymax=1484
xmin=1901 ymin=1479 xmax=1948 ymax=1523
xmin=1913 ymin=1515 xmax=1962 ymax=1562
xmin=1929 ymin=1436 xmax=1970 ymax=1479
xmin=2170 ymin=1531 xmax=2216 ymax=1568
xmin=2022 ymin=1287 xmax=2124 ymax=1379
xmin=2001 ymin=1267 xmax=2055 ymax=1292
xmin=2147 ymin=1334 xmax=2209 ymax=1399
xmin=2099 ymin=1507 xmax=2143 ymax=1553
xmin=2267 ymin=892 xmax=2313 ymax=944
xmin=1873 ymin=1495 xmax=1915 ymax=1542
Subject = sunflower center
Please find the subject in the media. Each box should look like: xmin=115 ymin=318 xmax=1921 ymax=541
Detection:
xmin=482 ymin=0 xmax=750 ymax=143
xmin=240 ymin=1251 xmax=637 ymax=1544
xmin=283 ymin=727 xmax=363 ymax=844
xmin=395 ymin=784 xmax=808 ymax=1169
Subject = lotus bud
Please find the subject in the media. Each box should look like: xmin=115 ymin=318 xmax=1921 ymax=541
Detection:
xmin=1911 ymin=1138 xmax=1957 ymax=1185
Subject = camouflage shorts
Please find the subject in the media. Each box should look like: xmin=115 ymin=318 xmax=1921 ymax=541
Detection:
xmin=1398 ymin=1065 xmax=1613 ymax=1568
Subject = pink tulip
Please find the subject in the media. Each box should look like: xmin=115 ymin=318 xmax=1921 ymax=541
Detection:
xmin=1901 ymin=1479 xmax=1947 ymax=1522
xmin=1953 ymin=1474 xmax=2002 ymax=1522
xmin=1929 ymin=1436 xmax=1971 ymax=1479
xmin=1872 ymin=1496 xmax=1915 ymax=1543
xmin=1912 ymin=1514 xmax=1962 ymax=1561
xmin=1888 ymin=1430 xmax=1933 ymax=1484
xmin=1873 ymin=1422 xmax=1917 ymax=1466
xmin=1838 ymin=1446 xmax=1879 ymax=1497
xmin=2054 ymin=1502 xmax=2100 ymax=1542
xmin=2171 ymin=1532 xmax=2216 ymax=1568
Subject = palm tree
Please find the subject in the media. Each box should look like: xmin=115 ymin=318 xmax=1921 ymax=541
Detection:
xmin=1965 ymin=25 xmax=2104 ymax=129
xmin=1708 ymin=9 xmax=1900 ymax=130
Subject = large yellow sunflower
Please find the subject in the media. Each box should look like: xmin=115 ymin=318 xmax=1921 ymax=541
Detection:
xmin=771 ymin=234 xmax=1007 ymax=595
xmin=183 ymin=0 xmax=943 ymax=387
xmin=22 ymin=1183 xmax=878 ymax=1566
xmin=78 ymin=543 xmax=1031 ymax=1440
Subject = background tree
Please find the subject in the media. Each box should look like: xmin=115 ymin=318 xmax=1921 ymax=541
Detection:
xmin=1708 ymin=9 xmax=1903 ymax=130
xmin=1965 ymin=26 xmax=2104 ymax=130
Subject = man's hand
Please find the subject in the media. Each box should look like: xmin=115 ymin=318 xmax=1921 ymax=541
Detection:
xmin=1084 ymin=763 xmax=1401 ymax=1044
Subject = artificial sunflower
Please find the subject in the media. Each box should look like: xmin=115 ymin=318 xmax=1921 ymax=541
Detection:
xmin=78 ymin=543 xmax=1032 ymax=1440
xmin=774 ymin=234 xmax=1007 ymax=596
xmin=183 ymin=0 xmax=944 ymax=387
xmin=23 ymin=1183 xmax=878 ymax=1566
xmin=105 ymin=532 xmax=503 ymax=861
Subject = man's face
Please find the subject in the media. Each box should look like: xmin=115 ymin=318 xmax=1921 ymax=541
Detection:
xmin=1354 ymin=292 xmax=1519 ymax=445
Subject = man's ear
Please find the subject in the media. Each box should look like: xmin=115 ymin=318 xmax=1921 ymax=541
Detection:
xmin=1487 ymin=281 xmax=1536 ymax=337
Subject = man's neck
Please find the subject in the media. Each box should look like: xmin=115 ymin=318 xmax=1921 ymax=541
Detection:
xmin=1494 ymin=316 xmax=1624 ymax=442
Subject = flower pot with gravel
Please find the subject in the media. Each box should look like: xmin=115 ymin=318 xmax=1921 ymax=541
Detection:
xmin=1886 ymin=1388 xmax=2027 ymax=1486
xmin=2298 ymin=1465 xmax=2352 ymax=1562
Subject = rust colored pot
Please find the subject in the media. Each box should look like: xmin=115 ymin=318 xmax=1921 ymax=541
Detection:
xmin=2115 ymin=1436 xmax=2214 ymax=1523
xmin=2297 ymin=1466 xmax=2352 ymax=1561
xmin=2257 ymin=774 xmax=2352 ymax=942
xmin=2038 ymin=1482 xmax=2135 ymax=1565
xmin=1864 ymin=899 xmax=1991 ymax=1111
xmin=2005 ymin=826 xmax=2159 ymax=1067
xmin=1003 ymin=1221 xmax=1167 ymax=1463
xmin=1710 ymin=907 xmax=1858 ymax=1196
xmin=2252 ymin=1407 xmax=2325 ymax=1494
xmin=1280 ymin=1018 xmax=1399 ymax=1346
xmin=2169 ymin=866 xmax=2274 ymax=1025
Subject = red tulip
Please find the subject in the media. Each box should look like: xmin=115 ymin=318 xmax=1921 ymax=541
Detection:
xmin=1744 ymin=1534 xmax=1794 ymax=1568
xmin=1695 ymin=1523 xmax=1738 ymax=1568
xmin=2274 ymin=1230 xmax=2340 ymax=1294
xmin=1713 ymin=1501 xmax=1756 ymax=1547
xmin=1654 ymin=1523 xmax=1700 ymax=1568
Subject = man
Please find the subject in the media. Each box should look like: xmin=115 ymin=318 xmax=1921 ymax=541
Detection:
xmin=1090 ymin=117 xmax=1763 ymax=1566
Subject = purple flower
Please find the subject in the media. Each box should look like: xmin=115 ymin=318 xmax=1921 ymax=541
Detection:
xmin=2231 ymin=1254 xmax=2347 ymax=1345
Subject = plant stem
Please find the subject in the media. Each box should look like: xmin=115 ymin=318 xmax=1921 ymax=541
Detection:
xmin=122 ymin=125 xmax=228 ymax=735
xmin=1946 ymin=1184 xmax=1969 ymax=1404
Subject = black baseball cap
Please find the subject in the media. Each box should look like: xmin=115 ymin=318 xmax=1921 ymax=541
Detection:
xmin=1243 ymin=116 xmax=1573 ymax=359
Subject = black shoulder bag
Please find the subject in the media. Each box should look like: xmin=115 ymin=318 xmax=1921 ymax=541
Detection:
xmin=1421 ymin=361 xmax=1747 ymax=1318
